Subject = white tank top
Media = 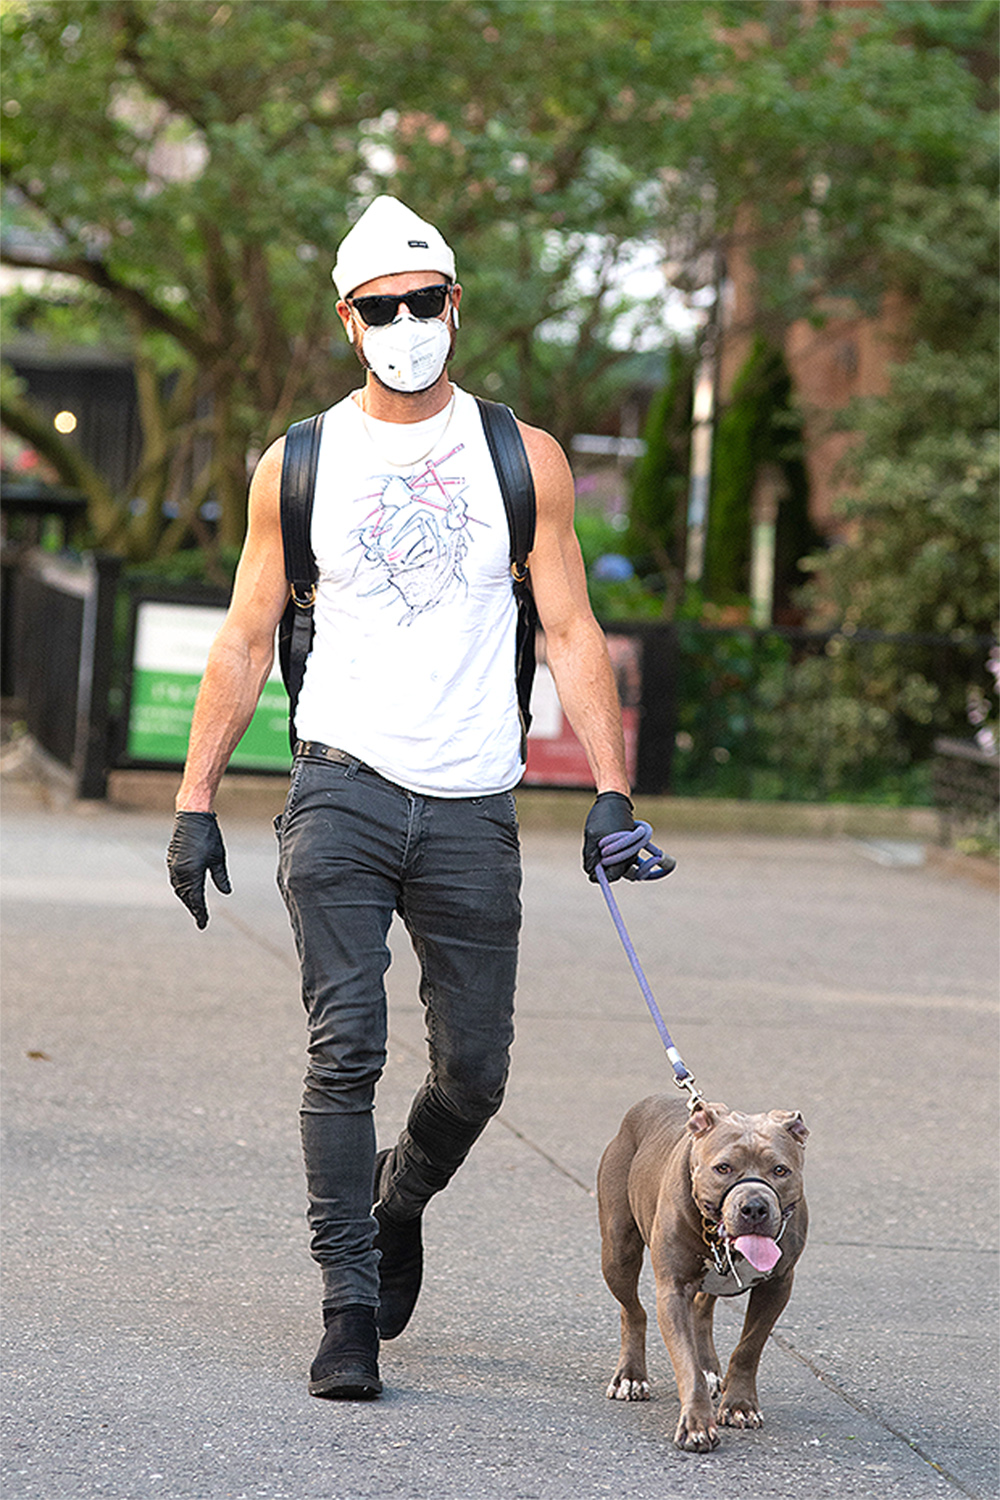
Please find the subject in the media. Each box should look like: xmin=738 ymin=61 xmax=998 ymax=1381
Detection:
xmin=293 ymin=385 xmax=524 ymax=796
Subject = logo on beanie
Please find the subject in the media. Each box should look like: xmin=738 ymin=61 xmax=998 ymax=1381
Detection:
xmin=408 ymin=240 xmax=429 ymax=248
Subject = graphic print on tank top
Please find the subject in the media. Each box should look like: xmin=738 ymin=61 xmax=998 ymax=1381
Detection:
xmin=350 ymin=443 xmax=487 ymax=624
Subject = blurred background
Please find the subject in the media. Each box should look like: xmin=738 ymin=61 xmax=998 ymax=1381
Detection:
xmin=1 ymin=0 xmax=996 ymax=835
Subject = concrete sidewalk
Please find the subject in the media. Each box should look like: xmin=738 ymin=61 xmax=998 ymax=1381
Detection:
xmin=1 ymin=773 xmax=997 ymax=1500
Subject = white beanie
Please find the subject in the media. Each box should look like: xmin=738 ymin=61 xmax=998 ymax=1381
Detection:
xmin=332 ymin=196 xmax=456 ymax=298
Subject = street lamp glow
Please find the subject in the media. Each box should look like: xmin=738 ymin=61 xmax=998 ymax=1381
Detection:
xmin=53 ymin=410 xmax=78 ymax=434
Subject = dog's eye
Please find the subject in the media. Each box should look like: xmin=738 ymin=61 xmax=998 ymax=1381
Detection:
xmin=773 ymin=1165 xmax=790 ymax=1178
xmin=713 ymin=1163 xmax=732 ymax=1176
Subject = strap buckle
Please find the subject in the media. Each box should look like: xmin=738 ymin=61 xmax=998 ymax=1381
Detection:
xmin=291 ymin=583 xmax=317 ymax=608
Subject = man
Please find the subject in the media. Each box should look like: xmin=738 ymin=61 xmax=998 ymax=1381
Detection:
xmin=167 ymin=196 xmax=668 ymax=1400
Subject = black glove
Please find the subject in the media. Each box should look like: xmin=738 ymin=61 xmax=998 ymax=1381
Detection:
xmin=583 ymin=791 xmax=640 ymax=883
xmin=166 ymin=811 xmax=231 ymax=929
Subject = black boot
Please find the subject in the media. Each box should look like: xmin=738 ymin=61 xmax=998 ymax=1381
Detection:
xmin=373 ymin=1147 xmax=424 ymax=1340
xmin=309 ymin=1304 xmax=382 ymax=1399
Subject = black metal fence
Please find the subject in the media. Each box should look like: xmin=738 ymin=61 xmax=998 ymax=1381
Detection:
xmin=3 ymin=549 xmax=121 ymax=797
xmin=2 ymin=545 xmax=995 ymax=813
xmin=932 ymin=737 xmax=1000 ymax=848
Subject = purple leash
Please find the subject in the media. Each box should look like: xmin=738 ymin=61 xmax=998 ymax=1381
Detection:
xmin=595 ymin=824 xmax=704 ymax=1109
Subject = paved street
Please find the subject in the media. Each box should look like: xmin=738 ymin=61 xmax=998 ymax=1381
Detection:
xmin=1 ymin=771 xmax=997 ymax=1500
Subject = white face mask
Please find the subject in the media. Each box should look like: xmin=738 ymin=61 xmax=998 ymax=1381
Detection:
xmin=360 ymin=312 xmax=452 ymax=394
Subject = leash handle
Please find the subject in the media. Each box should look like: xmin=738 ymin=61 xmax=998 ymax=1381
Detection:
xmin=597 ymin=821 xmax=675 ymax=881
xmin=596 ymin=827 xmax=701 ymax=1105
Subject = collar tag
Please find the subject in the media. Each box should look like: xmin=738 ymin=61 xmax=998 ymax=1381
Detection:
xmin=699 ymin=1230 xmax=776 ymax=1298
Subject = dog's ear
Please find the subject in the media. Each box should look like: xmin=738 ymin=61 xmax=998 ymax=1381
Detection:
xmin=771 ymin=1109 xmax=809 ymax=1146
xmin=687 ymin=1102 xmax=729 ymax=1137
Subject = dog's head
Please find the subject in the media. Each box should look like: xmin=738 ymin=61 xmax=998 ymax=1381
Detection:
xmin=687 ymin=1103 xmax=808 ymax=1263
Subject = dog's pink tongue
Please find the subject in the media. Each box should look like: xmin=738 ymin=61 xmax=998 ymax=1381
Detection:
xmin=733 ymin=1235 xmax=782 ymax=1272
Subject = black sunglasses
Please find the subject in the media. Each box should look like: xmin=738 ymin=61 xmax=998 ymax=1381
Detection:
xmin=347 ymin=283 xmax=451 ymax=327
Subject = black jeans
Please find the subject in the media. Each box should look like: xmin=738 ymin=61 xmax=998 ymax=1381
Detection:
xmin=276 ymin=752 xmax=522 ymax=1309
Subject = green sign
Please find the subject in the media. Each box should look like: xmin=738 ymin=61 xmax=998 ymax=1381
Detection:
xmin=127 ymin=600 xmax=291 ymax=770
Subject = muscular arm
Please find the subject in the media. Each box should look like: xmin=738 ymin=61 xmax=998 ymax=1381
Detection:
xmin=175 ymin=438 xmax=290 ymax=812
xmin=519 ymin=422 xmax=630 ymax=796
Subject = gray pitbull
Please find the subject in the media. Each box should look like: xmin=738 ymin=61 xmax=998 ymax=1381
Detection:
xmin=597 ymin=1094 xmax=809 ymax=1451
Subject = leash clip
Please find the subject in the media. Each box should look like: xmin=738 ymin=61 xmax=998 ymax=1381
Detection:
xmin=674 ymin=1072 xmax=705 ymax=1113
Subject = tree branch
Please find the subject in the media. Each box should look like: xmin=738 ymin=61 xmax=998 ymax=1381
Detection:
xmin=1 ymin=162 xmax=219 ymax=365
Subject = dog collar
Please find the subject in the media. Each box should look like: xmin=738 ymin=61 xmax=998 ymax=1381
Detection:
xmin=699 ymin=1228 xmax=780 ymax=1298
xmin=698 ymin=1197 xmax=798 ymax=1298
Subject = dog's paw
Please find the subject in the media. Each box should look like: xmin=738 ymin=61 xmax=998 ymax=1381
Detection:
xmin=673 ymin=1411 xmax=720 ymax=1451
xmin=606 ymin=1373 xmax=651 ymax=1402
xmin=718 ymin=1396 xmax=764 ymax=1429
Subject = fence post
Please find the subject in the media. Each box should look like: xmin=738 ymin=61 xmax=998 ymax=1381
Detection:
xmin=73 ymin=551 xmax=121 ymax=800
xmin=635 ymin=624 xmax=678 ymax=795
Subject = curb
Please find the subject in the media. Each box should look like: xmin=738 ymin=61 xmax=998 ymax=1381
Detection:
xmin=0 ymin=738 xmax=964 ymax=849
xmin=107 ymin=767 xmax=941 ymax=842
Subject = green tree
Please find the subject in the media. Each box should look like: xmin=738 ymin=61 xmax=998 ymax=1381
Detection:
xmin=686 ymin=1 xmax=997 ymax=641
xmin=0 ymin=0 xmax=709 ymax=561
xmin=804 ymin=345 xmax=999 ymax=639
xmin=623 ymin=341 xmax=693 ymax=614
xmin=774 ymin=26 xmax=998 ymax=788
xmin=2 ymin=0 xmax=995 ymax=611
xmin=705 ymin=336 xmax=816 ymax=614
xmin=690 ymin=1 xmax=996 ymax=331
xmin=800 ymin=170 xmax=999 ymax=640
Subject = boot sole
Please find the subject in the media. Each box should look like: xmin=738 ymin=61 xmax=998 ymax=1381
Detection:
xmin=309 ymin=1370 xmax=382 ymax=1400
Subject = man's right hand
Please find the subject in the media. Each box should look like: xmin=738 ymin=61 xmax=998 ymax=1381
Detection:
xmin=583 ymin=791 xmax=639 ymax=882
xmin=166 ymin=811 xmax=232 ymax=929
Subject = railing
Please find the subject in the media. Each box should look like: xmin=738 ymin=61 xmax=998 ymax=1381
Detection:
xmin=932 ymin=737 xmax=1000 ymax=847
xmin=4 ymin=549 xmax=121 ymax=798
xmin=1 ymin=546 xmax=994 ymax=813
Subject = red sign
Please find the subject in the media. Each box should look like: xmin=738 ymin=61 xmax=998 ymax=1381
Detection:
xmin=523 ymin=633 xmax=640 ymax=787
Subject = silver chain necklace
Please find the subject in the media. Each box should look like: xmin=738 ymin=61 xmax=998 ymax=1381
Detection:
xmin=358 ymin=390 xmax=457 ymax=468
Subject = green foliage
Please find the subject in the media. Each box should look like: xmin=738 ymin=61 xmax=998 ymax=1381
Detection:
xmin=753 ymin=642 xmax=931 ymax=798
xmin=705 ymin=345 xmax=766 ymax=602
xmin=123 ymin=544 xmax=241 ymax=590
xmin=624 ymin=342 xmax=693 ymax=602
xmin=572 ymin=509 xmax=662 ymax=621
xmin=1 ymin=0 xmax=994 ymax=597
xmin=766 ymin=12 xmax=1000 ymax=784
xmin=827 ymin=72 xmax=997 ymax=632
xmin=672 ymin=627 xmax=780 ymax=796
xmin=801 ymin=156 xmax=1000 ymax=640
xmin=670 ymin=624 xmax=986 ymax=803
xmin=696 ymin=1 xmax=996 ymax=321
xmin=705 ymin=337 xmax=817 ymax=611
xmin=805 ymin=349 xmax=999 ymax=638
xmin=574 ymin=511 xmax=624 ymax=571
xmin=588 ymin=574 xmax=667 ymax=623
xmin=1 ymin=0 xmax=713 ymax=559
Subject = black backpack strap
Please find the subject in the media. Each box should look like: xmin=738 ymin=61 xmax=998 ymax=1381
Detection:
xmin=475 ymin=396 xmax=536 ymax=576
xmin=475 ymin=396 xmax=538 ymax=758
xmin=277 ymin=412 xmax=324 ymax=752
xmin=280 ymin=413 xmax=324 ymax=600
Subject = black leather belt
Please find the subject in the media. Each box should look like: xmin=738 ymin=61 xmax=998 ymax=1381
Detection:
xmin=293 ymin=740 xmax=368 ymax=770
